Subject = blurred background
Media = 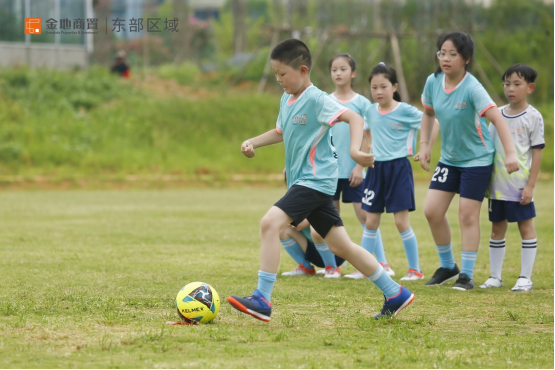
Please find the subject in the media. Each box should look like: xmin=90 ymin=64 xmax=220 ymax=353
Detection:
xmin=0 ymin=0 xmax=552 ymax=187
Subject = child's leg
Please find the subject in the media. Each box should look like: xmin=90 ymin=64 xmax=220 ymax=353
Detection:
xmin=257 ymin=206 xmax=294 ymax=300
xmin=324 ymin=225 xmax=400 ymax=299
xmin=489 ymin=220 xmax=508 ymax=280
xmin=394 ymin=210 xmax=420 ymax=272
xmin=458 ymin=197 xmax=483 ymax=280
xmin=279 ymin=226 xmax=312 ymax=270
xmin=362 ymin=212 xmax=381 ymax=255
xmin=518 ymin=218 xmax=537 ymax=280
xmin=311 ymin=226 xmax=337 ymax=269
xmin=424 ymin=189 xmax=457 ymax=268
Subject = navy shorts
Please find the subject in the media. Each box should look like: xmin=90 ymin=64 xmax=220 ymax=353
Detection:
xmin=361 ymin=157 xmax=415 ymax=214
xmin=332 ymin=178 xmax=365 ymax=203
xmin=305 ymin=240 xmax=345 ymax=268
xmin=429 ymin=162 xmax=493 ymax=201
xmin=274 ymin=185 xmax=344 ymax=238
xmin=488 ymin=199 xmax=536 ymax=223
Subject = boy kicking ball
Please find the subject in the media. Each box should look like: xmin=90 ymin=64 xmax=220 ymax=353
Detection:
xmin=227 ymin=39 xmax=415 ymax=322
xmin=480 ymin=64 xmax=545 ymax=291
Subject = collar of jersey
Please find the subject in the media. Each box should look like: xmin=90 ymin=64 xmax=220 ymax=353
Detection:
xmin=331 ymin=93 xmax=359 ymax=104
xmin=501 ymin=105 xmax=529 ymax=119
xmin=376 ymin=102 xmax=401 ymax=115
xmin=287 ymin=84 xmax=314 ymax=105
xmin=442 ymin=72 xmax=468 ymax=94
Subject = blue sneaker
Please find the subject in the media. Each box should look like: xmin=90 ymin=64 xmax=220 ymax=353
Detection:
xmin=227 ymin=289 xmax=272 ymax=322
xmin=374 ymin=286 xmax=414 ymax=320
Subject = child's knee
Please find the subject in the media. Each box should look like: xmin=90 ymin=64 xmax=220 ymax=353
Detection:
xmin=278 ymin=227 xmax=291 ymax=240
xmin=260 ymin=214 xmax=280 ymax=234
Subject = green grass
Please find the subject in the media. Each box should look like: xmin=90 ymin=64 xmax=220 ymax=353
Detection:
xmin=0 ymin=67 xmax=552 ymax=184
xmin=0 ymin=183 xmax=552 ymax=368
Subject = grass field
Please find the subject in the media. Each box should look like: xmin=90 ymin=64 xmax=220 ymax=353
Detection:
xmin=0 ymin=183 xmax=553 ymax=368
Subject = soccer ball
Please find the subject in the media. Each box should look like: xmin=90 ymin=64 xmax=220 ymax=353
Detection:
xmin=175 ymin=282 xmax=220 ymax=324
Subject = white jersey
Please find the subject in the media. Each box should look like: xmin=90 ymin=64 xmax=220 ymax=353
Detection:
xmin=486 ymin=105 xmax=545 ymax=202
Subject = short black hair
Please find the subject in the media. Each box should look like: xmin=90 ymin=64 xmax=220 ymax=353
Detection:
xmin=270 ymin=39 xmax=312 ymax=71
xmin=502 ymin=63 xmax=537 ymax=83
xmin=434 ymin=31 xmax=474 ymax=76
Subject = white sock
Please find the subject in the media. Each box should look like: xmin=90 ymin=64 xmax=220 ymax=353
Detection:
xmin=520 ymin=238 xmax=537 ymax=279
xmin=489 ymin=238 xmax=506 ymax=280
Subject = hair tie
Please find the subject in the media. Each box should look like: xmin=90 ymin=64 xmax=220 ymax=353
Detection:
xmin=378 ymin=62 xmax=386 ymax=66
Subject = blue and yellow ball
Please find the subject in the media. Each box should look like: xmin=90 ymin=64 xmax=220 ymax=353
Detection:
xmin=176 ymin=282 xmax=220 ymax=324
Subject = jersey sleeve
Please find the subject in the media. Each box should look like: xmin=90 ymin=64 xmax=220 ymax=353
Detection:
xmin=529 ymin=111 xmax=546 ymax=149
xmin=470 ymin=84 xmax=496 ymax=117
xmin=363 ymin=99 xmax=373 ymax=130
xmin=421 ymin=74 xmax=435 ymax=110
xmin=405 ymin=104 xmax=423 ymax=129
xmin=316 ymin=93 xmax=349 ymax=126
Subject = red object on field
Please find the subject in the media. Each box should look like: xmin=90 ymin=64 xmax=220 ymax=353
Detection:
xmin=122 ymin=70 xmax=130 ymax=78
xmin=165 ymin=320 xmax=193 ymax=325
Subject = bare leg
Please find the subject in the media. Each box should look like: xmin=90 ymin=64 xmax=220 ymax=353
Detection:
xmin=324 ymin=225 xmax=380 ymax=276
xmin=424 ymin=190 xmax=456 ymax=246
xmin=459 ymin=197 xmax=483 ymax=252
xmin=260 ymin=206 xmax=293 ymax=273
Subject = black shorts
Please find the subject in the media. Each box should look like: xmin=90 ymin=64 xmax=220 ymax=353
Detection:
xmin=274 ymin=185 xmax=344 ymax=238
xmin=305 ymin=240 xmax=345 ymax=268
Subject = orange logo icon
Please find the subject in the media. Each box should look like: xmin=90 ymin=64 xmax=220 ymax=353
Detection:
xmin=25 ymin=18 xmax=41 ymax=34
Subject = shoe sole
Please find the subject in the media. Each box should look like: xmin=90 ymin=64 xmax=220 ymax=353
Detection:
xmin=478 ymin=284 xmax=503 ymax=289
xmin=425 ymin=274 xmax=459 ymax=286
xmin=511 ymin=287 xmax=533 ymax=292
xmin=400 ymin=276 xmax=425 ymax=281
xmin=452 ymin=286 xmax=474 ymax=291
xmin=226 ymin=296 xmax=271 ymax=322
xmin=344 ymin=275 xmax=365 ymax=279
xmin=324 ymin=274 xmax=341 ymax=279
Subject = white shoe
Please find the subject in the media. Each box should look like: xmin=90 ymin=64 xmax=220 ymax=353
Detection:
xmin=316 ymin=268 xmax=326 ymax=275
xmin=281 ymin=265 xmax=315 ymax=276
xmin=344 ymin=270 xmax=366 ymax=279
xmin=479 ymin=276 xmax=503 ymax=288
xmin=380 ymin=263 xmax=395 ymax=276
xmin=511 ymin=276 xmax=533 ymax=291
xmin=324 ymin=266 xmax=341 ymax=279
xmin=400 ymin=269 xmax=425 ymax=281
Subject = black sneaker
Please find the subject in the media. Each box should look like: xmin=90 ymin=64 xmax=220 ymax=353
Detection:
xmin=452 ymin=273 xmax=475 ymax=291
xmin=424 ymin=265 xmax=460 ymax=286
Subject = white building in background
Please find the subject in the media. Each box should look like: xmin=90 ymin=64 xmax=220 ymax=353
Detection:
xmin=0 ymin=0 xmax=92 ymax=69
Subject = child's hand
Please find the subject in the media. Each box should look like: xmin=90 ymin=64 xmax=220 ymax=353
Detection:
xmin=349 ymin=165 xmax=364 ymax=187
xmin=520 ymin=185 xmax=534 ymax=205
xmin=413 ymin=153 xmax=420 ymax=161
xmin=505 ymin=152 xmax=519 ymax=174
xmin=241 ymin=140 xmax=255 ymax=158
xmin=419 ymin=144 xmax=431 ymax=171
xmin=351 ymin=151 xmax=374 ymax=168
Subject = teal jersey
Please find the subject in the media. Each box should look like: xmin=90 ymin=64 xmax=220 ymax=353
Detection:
xmin=300 ymin=227 xmax=313 ymax=243
xmin=421 ymin=72 xmax=496 ymax=167
xmin=330 ymin=93 xmax=373 ymax=178
xmin=276 ymin=85 xmax=348 ymax=195
xmin=364 ymin=102 xmax=422 ymax=161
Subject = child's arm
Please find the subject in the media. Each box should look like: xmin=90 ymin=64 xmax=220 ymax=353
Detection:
xmin=414 ymin=118 xmax=439 ymax=161
xmin=484 ymin=109 xmax=519 ymax=173
xmin=418 ymin=108 xmax=436 ymax=171
xmin=241 ymin=129 xmax=283 ymax=158
xmin=521 ymin=148 xmax=541 ymax=205
xmin=349 ymin=130 xmax=371 ymax=187
xmin=338 ymin=110 xmax=374 ymax=168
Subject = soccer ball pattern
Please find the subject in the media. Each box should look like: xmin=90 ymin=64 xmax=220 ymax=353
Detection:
xmin=176 ymin=282 xmax=220 ymax=324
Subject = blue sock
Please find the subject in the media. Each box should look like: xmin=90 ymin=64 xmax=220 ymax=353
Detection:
xmin=461 ymin=251 xmax=477 ymax=280
xmin=373 ymin=228 xmax=388 ymax=264
xmin=367 ymin=265 xmax=400 ymax=299
xmin=361 ymin=228 xmax=378 ymax=255
xmin=256 ymin=270 xmax=276 ymax=302
xmin=280 ymin=238 xmax=312 ymax=269
xmin=400 ymin=228 xmax=420 ymax=271
xmin=314 ymin=243 xmax=337 ymax=268
xmin=436 ymin=243 xmax=456 ymax=269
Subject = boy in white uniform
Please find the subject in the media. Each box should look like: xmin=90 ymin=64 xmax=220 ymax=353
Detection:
xmin=480 ymin=64 xmax=545 ymax=291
